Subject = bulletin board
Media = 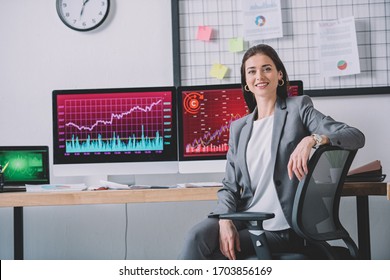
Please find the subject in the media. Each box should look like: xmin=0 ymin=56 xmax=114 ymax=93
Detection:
xmin=171 ymin=0 xmax=390 ymax=96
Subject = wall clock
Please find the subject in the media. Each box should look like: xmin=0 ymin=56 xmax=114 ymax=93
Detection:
xmin=56 ymin=0 xmax=110 ymax=32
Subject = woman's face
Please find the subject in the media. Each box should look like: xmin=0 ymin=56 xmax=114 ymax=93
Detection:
xmin=245 ymin=53 xmax=282 ymax=99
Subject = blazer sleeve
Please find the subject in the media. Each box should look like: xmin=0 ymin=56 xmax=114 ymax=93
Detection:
xmin=210 ymin=118 xmax=247 ymax=215
xmin=299 ymin=95 xmax=365 ymax=150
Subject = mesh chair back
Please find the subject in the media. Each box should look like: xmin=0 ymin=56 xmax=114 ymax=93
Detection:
xmin=292 ymin=146 xmax=358 ymax=258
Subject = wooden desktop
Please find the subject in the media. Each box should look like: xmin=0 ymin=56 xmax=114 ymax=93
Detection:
xmin=0 ymin=181 xmax=388 ymax=260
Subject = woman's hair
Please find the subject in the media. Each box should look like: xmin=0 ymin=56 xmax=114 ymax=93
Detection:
xmin=240 ymin=44 xmax=289 ymax=112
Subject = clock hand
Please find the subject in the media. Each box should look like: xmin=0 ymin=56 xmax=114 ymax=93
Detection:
xmin=80 ymin=0 xmax=90 ymax=18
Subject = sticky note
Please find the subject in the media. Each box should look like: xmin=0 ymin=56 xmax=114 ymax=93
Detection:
xmin=210 ymin=63 xmax=228 ymax=80
xmin=229 ymin=37 xmax=244 ymax=53
xmin=196 ymin=26 xmax=213 ymax=41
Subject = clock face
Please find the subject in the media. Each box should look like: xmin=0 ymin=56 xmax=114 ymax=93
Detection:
xmin=57 ymin=0 xmax=110 ymax=31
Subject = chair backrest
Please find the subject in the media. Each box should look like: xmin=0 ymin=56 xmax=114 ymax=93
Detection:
xmin=292 ymin=145 xmax=359 ymax=259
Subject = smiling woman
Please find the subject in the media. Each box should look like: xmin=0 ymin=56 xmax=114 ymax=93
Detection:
xmin=56 ymin=0 xmax=110 ymax=31
xmin=178 ymin=44 xmax=366 ymax=260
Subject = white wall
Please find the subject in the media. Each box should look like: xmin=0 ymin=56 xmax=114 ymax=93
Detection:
xmin=1 ymin=0 xmax=389 ymax=260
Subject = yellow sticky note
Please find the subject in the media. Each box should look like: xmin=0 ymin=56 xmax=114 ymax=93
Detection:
xmin=229 ymin=37 xmax=244 ymax=53
xmin=196 ymin=26 xmax=213 ymax=41
xmin=210 ymin=64 xmax=228 ymax=80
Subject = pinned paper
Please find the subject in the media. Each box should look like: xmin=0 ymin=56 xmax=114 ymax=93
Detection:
xmin=242 ymin=0 xmax=283 ymax=41
xmin=196 ymin=26 xmax=213 ymax=41
xmin=317 ymin=17 xmax=360 ymax=77
xmin=229 ymin=37 xmax=244 ymax=52
xmin=210 ymin=63 xmax=228 ymax=80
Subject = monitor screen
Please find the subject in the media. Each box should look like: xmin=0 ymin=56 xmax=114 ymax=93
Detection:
xmin=177 ymin=84 xmax=249 ymax=164
xmin=52 ymin=87 xmax=177 ymax=175
xmin=287 ymin=80 xmax=303 ymax=97
xmin=0 ymin=146 xmax=50 ymax=186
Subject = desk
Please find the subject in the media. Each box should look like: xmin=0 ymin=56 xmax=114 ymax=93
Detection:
xmin=1 ymin=182 xmax=388 ymax=260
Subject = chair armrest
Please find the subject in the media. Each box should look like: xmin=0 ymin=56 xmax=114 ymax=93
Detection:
xmin=221 ymin=212 xmax=276 ymax=260
xmin=219 ymin=212 xmax=275 ymax=221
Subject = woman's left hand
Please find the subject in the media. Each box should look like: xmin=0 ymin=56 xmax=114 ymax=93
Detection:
xmin=287 ymin=136 xmax=315 ymax=181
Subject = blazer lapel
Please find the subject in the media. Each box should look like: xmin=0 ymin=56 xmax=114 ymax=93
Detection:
xmin=237 ymin=100 xmax=287 ymax=190
xmin=271 ymin=98 xmax=287 ymax=168
xmin=237 ymin=110 xmax=256 ymax=185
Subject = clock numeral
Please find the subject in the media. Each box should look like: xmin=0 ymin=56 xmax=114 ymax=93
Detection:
xmin=82 ymin=22 xmax=87 ymax=27
xmin=65 ymin=12 xmax=70 ymax=17
xmin=99 ymin=11 xmax=103 ymax=16
xmin=101 ymin=1 xmax=105 ymax=6
xmin=92 ymin=19 xmax=97 ymax=24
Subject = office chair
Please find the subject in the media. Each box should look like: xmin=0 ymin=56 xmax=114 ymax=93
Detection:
xmin=218 ymin=145 xmax=359 ymax=260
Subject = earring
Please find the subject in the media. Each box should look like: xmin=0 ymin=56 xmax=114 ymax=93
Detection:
xmin=278 ymin=79 xmax=285 ymax=86
xmin=244 ymin=85 xmax=250 ymax=92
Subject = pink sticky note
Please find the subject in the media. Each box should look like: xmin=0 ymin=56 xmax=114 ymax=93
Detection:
xmin=196 ymin=26 xmax=212 ymax=41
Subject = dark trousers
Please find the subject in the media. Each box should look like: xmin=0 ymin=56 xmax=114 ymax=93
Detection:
xmin=178 ymin=217 xmax=302 ymax=260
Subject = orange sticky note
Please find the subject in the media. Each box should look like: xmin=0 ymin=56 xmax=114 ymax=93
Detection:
xmin=196 ymin=26 xmax=213 ymax=41
xmin=210 ymin=63 xmax=228 ymax=80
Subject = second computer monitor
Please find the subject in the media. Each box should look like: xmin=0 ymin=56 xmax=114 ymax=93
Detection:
xmin=177 ymin=84 xmax=248 ymax=172
xmin=177 ymin=81 xmax=303 ymax=173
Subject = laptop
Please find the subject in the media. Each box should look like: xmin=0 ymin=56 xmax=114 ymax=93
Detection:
xmin=0 ymin=146 xmax=50 ymax=192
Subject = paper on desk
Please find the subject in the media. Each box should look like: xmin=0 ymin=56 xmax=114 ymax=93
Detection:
xmin=25 ymin=184 xmax=87 ymax=192
xmin=177 ymin=182 xmax=223 ymax=188
xmin=99 ymin=180 xmax=130 ymax=190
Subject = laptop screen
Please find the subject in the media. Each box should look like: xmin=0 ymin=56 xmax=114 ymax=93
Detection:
xmin=0 ymin=146 xmax=50 ymax=186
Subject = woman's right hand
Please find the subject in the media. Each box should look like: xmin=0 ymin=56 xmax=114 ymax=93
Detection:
xmin=219 ymin=219 xmax=241 ymax=260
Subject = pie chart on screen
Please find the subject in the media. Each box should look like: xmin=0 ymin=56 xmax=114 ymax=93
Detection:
xmin=337 ymin=60 xmax=348 ymax=70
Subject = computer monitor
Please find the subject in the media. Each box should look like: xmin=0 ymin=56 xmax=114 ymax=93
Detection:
xmin=287 ymin=80 xmax=303 ymax=97
xmin=0 ymin=146 xmax=50 ymax=186
xmin=177 ymin=81 xmax=304 ymax=173
xmin=177 ymin=84 xmax=249 ymax=173
xmin=52 ymin=87 xmax=178 ymax=176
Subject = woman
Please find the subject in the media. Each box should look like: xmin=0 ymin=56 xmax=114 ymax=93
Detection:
xmin=178 ymin=44 xmax=365 ymax=260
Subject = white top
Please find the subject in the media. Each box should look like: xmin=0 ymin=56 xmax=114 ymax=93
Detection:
xmin=245 ymin=115 xmax=289 ymax=231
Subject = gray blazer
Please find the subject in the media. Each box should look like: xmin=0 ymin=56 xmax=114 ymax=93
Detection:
xmin=211 ymin=95 xmax=365 ymax=226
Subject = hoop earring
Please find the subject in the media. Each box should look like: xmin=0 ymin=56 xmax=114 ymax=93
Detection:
xmin=278 ymin=79 xmax=285 ymax=86
xmin=244 ymin=85 xmax=250 ymax=92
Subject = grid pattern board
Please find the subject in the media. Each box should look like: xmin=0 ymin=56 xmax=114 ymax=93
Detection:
xmin=178 ymin=0 xmax=390 ymax=91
